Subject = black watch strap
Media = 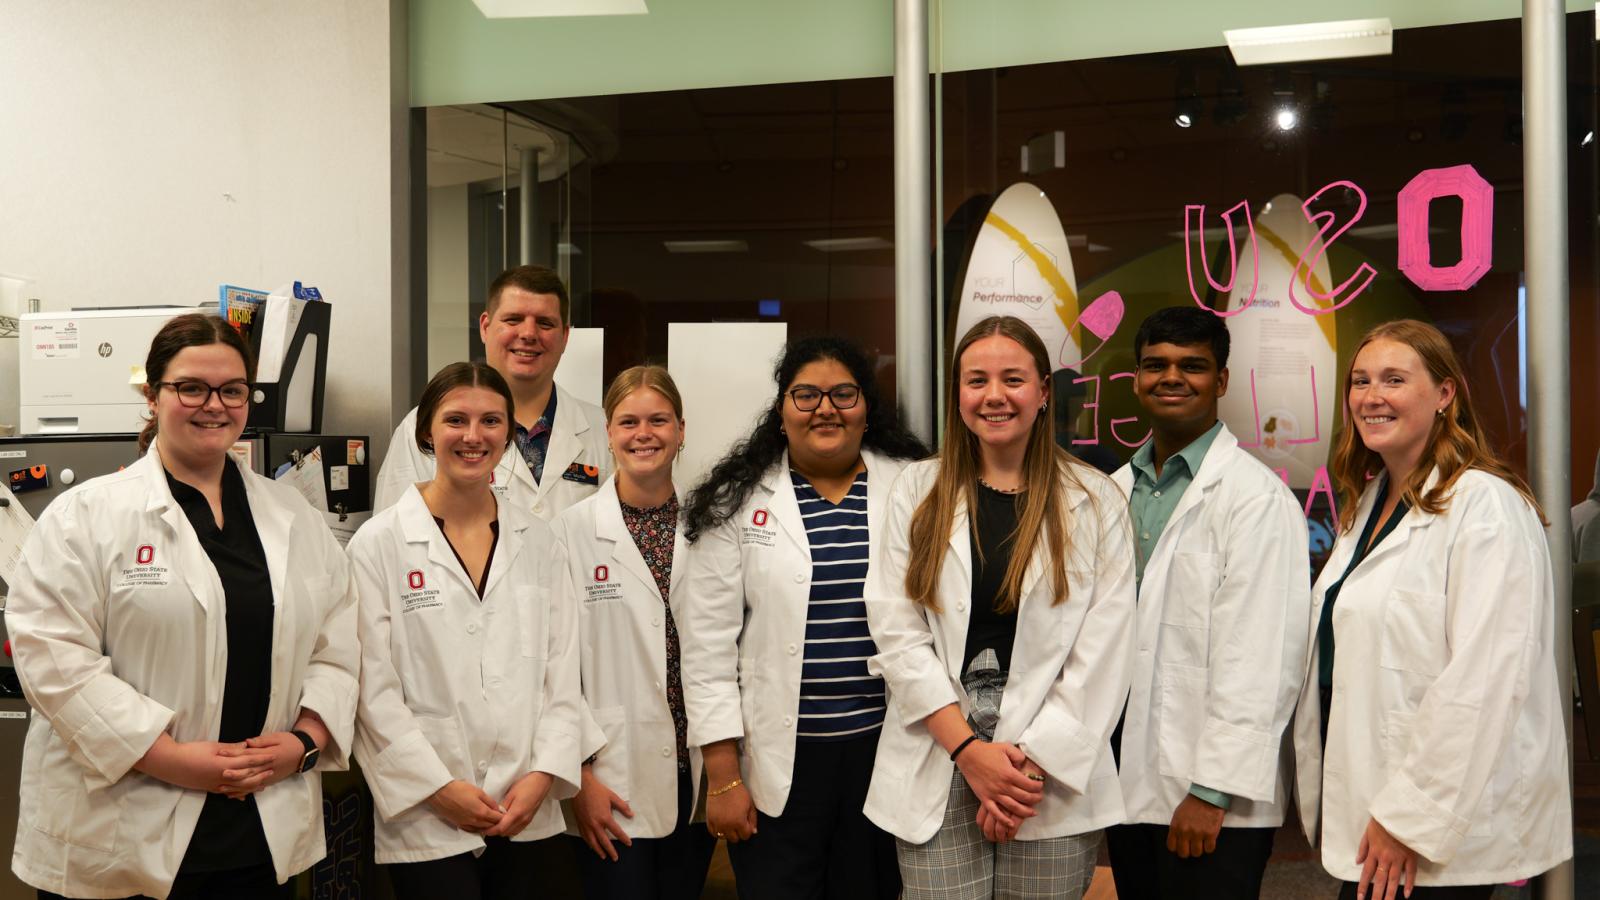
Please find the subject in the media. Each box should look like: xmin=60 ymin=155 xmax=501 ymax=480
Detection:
xmin=291 ymin=729 xmax=320 ymax=773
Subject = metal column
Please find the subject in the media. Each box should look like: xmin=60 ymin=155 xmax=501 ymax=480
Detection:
xmin=894 ymin=0 xmax=934 ymax=445
xmin=1523 ymin=2 xmax=1575 ymax=897
xmin=520 ymin=146 xmax=540 ymax=266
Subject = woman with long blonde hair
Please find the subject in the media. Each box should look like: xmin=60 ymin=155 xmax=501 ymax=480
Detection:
xmin=1300 ymin=319 xmax=1571 ymax=900
xmin=863 ymin=315 xmax=1136 ymax=899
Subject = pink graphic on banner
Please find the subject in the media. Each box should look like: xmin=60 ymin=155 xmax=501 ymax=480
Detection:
xmin=1284 ymin=366 xmax=1321 ymax=445
xmin=1060 ymin=290 xmax=1125 ymax=368
xmin=1396 ymin=164 xmax=1494 ymax=292
xmin=1070 ymin=375 xmax=1102 ymax=446
xmin=1108 ymin=371 xmax=1150 ymax=448
xmin=1184 ymin=201 xmax=1259 ymax=315
xmin=1289 ymin=181 xmax=1377 ymax=315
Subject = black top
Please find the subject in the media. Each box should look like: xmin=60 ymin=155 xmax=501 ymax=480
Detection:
xmin=165 ymin=463 xmax=274 ymax=873
xmin=964 ymin=482 xmax=1022 ymax=672
xmin=1317 ymin=478 xmax=1410 ymax=689
xmin=432 ymin=516 xmax=500 ymax=599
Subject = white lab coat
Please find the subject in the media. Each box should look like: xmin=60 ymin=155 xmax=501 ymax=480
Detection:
xmin=373 ymin=383 xmax=611 ymax=522
xmin=7 ymin=444 xmax=359 ymax=899
xmin=1301 ymin=469 xmax=1572 ymax=885
xmin=677 ymin=449 xmax=908 ymax=817
xmin=349 ymin=486 xmax=583 ymax=864
xmin=1110 ymin=424 xmax=1312 ymax=828
xmin=863 ymin=457 xmax=1137 ymax=844
xmin=552 ymin=475 xmax=703 ymax=839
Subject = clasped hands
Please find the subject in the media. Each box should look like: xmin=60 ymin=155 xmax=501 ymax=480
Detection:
xmin=426 ymin=770 xmax=555 ymax=838
xmin=134 ymin=713 xmax=329 ymax=800
xmin=959 ymin=739 xmax=1046 ymax=844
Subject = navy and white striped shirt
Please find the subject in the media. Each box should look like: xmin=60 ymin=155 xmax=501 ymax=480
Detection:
xmin=791 ymin=469 xmax=886 ymax=741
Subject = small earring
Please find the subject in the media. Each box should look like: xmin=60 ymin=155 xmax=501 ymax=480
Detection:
xmin=1435 ymin=408 xmax=1445 ymax=417
xmin=678 ymin=443 xmax=685 ymax=452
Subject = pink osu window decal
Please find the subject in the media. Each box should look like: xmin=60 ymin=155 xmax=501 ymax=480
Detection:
xmin=136 ymin=545 xmax=154 ymax=565
xmin=594 ymin=565 xmax=609 ymax=582
xmin=752 ymin=510 xmax=769 ymax=527
xmin=1396 ymin=163 xmax=1494 ymax=292
xmin=407 ymin=570 xmax=425 ymax=590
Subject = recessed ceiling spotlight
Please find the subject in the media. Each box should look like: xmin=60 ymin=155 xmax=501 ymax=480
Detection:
xmin=1175 ymin=112 xmax=1194 ymax=128
xmin=1275 ymin=108 xmax=1299 ymax=131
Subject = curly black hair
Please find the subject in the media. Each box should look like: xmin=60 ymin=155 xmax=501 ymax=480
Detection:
xmin=682 ymin=335 xmax=929 ymax=542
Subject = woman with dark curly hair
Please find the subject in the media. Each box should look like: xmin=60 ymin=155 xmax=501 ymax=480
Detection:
xmin=677 ymin=336 xmax=927 ymax=900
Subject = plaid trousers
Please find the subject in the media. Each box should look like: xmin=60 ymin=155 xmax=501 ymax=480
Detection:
xmin=895 ymin=767 xmax=1100 ymax=900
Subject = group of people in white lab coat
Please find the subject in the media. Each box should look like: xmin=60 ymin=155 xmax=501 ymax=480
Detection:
xmin=2 ymin=263 xmax=1575 ymax=900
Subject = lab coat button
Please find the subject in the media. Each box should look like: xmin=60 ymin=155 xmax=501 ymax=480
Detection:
xmin=660 ymin=746 xmax=672 ymax=758
xmin=651 ymin=616 xmax=661 ymax=627
xmin=957 ymin=601 xmax=966 ymax=612
xmin=783 ymin=715 xmax=794 ymax=727
xmin=787 ymin=643 xmax=798 ymax=655
xmin=793 ymin=573 xmax=805 ymax=584
xmin=654 ymin=681 xmax=663 ymax=692
xmin=467 ymin=622 xmax=478 ymax=634
xmin=477 ymin=760 xmax=488 ymax=771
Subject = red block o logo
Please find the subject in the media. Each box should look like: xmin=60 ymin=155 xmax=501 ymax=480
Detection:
xmin=136 ymin=545 xmax=154 ymax=565
xmin=407 ymin=570 xmax=425 ymax=590
xmin=594 ymin=565 xmax=609 ymax=582
xmin=752 ymin=510 xmax=769 ymax=527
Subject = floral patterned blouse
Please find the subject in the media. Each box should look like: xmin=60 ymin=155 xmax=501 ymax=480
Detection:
xmin=619 ymin=494 xmax=689 ymax=772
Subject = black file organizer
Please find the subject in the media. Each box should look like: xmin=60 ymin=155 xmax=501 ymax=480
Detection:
xmin=259 ymin=432 xmax=372 ymax=519
xmin=246 ymin=297 xmax=331 ymax=434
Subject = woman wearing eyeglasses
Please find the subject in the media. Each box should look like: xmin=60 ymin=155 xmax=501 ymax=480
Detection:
xmin=7 ymin=313 xmax=359 ymax=899
xmin=677 ymin=336 xmax=928 ymax=900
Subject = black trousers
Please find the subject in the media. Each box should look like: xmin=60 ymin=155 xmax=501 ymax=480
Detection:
xmin=1105 ymin=821 xmax=1277 ymax=900
xmin=39 ymin=861 xmax=290 ymax=900
xmin=386 ymin=836 xmax=550 ymax=900
xmin=1337 ymin=882 xmax=1494 ymax=900
xmin=726 ymin=732 xmax=900 ymax=900
xmin=574 ymin=768 xmax=716 ymax=900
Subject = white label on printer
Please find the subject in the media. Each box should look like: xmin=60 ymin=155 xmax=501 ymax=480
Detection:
xmin=0 ymin=451 xmax=23 ymax=459
xmin=32 ymin=321 xmax=81 ymax=359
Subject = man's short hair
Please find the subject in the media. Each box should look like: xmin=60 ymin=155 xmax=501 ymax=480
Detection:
xmin=1132 ymin=306 xmax=1230 ymax=370
xmin=486 ymin=265 xmax=570 ymax=325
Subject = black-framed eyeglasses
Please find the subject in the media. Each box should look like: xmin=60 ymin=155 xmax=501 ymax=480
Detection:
xmin=155 ymin=380 xmax=252 ymax=409
xmin=787 ymin=384 xmax=861 ymax=412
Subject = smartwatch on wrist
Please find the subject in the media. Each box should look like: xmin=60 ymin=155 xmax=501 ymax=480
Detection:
xmin=290 ymin=730 xmax=320 ymax=774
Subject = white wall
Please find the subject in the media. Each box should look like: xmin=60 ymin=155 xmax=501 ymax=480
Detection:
xmin=426 ymin=185 xmax=470 ymax=378
xmin=0 ymin=0 xmax=410 ymax=461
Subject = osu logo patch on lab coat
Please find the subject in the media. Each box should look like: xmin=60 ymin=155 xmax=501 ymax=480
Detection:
xmin=741 ymin=510 xmax=776 ymax=548
xmin=561 ymin=463 xmax=601 ymax=486
xmin=401 ymin=569 xmax=444 ymax=613
xmin=584 ymin=565 xmax=622 ymax=603
xmin=113 ymin=542 xmax=170 ymax=589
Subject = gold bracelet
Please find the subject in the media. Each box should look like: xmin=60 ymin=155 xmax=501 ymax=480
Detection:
xmin=708 ymin=778 xmax=743 ymax=798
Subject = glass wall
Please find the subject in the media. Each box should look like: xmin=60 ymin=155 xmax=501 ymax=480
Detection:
xmin=936 ymin=14 xmax=1599 ymax=568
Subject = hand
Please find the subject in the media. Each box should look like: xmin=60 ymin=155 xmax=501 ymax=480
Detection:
xmin=976 ymin=802 xmax=1020 ymax=843
xmin=1356 ymin=817 xmax=1418 ymax=900
xmin=134 ymin=734 xmax=277 ymax=794
xmin=575 ymin=766 xmax=635 ymax=860
xmin=427 ymin=780 xmax=505 ymax=833
xmin=956 ymin=740 xmax=1043 ymax=831
xmin=1166 ymin=794 xmax=1226 ymax=858
xmin=705 ymin=781 xmax=758 ymax=843
xmin=222 ymin=731 xmax=306 ymax=798
xmin=484 ymin=771 xmax=554 ymax=837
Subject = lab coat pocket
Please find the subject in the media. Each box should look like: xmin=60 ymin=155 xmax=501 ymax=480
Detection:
xmin=414 ymin=715 xmax=470 ymax=782
xmin=33 ymin=763 xmax=120 ymax=852
xmin=1159 ymin=552 xmax=1217 ymax=667
xmin=1155 ymin=664 xmax=1208 ymax=780
xmin=517 ymin=586 xmax=548 ymax=659
xmin=1379 ymin=589 xmax=1448 ymax=678
xmin=588 ymin=705 xmax=632 ymax=801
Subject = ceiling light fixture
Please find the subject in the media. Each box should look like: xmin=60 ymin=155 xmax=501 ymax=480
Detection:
xmin=804 ymin=237 xmax=892 ymax=253
xmin=1225 ymin=18 xmax=1392 ymax=66
xmin=663 ymin=240 xmax=748 ymax=254
xmin=1275 ymin=108 xmax=1299 ymax=131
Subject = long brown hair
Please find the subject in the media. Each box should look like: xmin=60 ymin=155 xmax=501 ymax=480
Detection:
xmin=138 ymin=313 xmax=255 ymax=454
xmin=1330 ymin=319 xmax=1544 ymax=531
xmin=906 ymin=315 xmax=1083 ymax=612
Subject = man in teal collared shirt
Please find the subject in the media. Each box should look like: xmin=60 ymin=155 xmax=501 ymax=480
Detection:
xmin=1106 ymin=307 xmax=1309 ymax=900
